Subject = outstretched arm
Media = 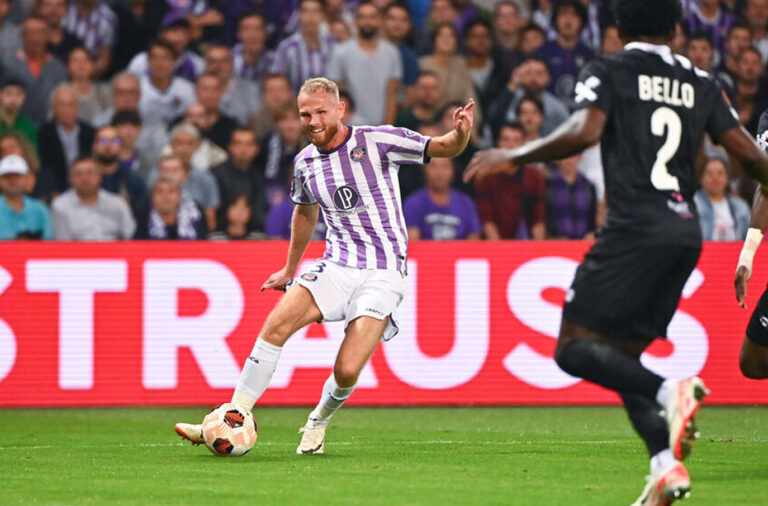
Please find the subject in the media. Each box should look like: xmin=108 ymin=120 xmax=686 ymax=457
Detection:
xmin=463 ymin=107 xmax=607 ymax=183
xmin=427 ymin=99 xmax=475 ymax=158
xmin=262 ymin=203 xmax=319 ymax=291
xmin=735 ymin=189 xmax=768 ymax=308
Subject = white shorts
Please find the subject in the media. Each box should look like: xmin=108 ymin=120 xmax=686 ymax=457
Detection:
xmin=294 ymin=260 xmax=406 ymax=341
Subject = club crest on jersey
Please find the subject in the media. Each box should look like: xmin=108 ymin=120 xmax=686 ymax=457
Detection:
xmin=351 ymin=145 xmax=367 ymax=162
xmin=333 ymin=185 xmax=360 ymax=210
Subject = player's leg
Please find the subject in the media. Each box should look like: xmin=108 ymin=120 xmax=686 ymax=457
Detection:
xmin=297 ymin=315 xmax=388 ymax=454
xmin=175 ymin=284 xmax=322 ymax=445
xmin=232 ymin=283 xmax=324 ymax=410
xmin=740 ymin=288 xmax=768 ymax=379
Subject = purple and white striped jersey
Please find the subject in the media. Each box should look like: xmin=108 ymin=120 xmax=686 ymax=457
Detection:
xmin=269 ymin=32 xmax=336 ymax=92
xmin=233 ymin=44 xmax=275 ymax=82
xmin=291 ymin=125 xmax=431 ymax=273
xmin=62 ymin=2 xmax=118 ymax=56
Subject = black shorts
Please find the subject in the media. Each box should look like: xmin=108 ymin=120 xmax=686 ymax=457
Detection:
xmin=562 ymin=233 xmax=701 ymax=341
xmin=746 ymin=287 xmax=768 ymax=346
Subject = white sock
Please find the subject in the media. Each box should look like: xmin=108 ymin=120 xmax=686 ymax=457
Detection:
xmin=232 ymin=337 xmax=282 ymax=411
xmin=308 ymin=373 xmax=356 ymax=425
xmin=650 ymin=449 xmax=677 ymax=474
xmin=656 ymin=379 xmax=677 ymax=407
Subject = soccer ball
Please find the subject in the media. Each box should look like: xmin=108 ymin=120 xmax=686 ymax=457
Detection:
xmin=201 ymin=403 xmax=258 ymax=456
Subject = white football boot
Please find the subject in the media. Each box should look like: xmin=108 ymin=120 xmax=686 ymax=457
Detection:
xmin=175 ymin=423 xmax=204 ymax=445
xmin=663 ymin=377 xmax=709 ymax=460
xmin=296 ymin=419 xmax=327 ymax=454
xmin=631 ymin=462 xmax=691 ymax=506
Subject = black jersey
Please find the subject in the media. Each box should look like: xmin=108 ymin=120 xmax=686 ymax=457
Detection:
xmin=574 ymin=42 xmax=739 ymax=245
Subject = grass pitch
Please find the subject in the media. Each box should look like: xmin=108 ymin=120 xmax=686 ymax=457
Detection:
xmin=1 ymin=407 xmax=767 ymax=505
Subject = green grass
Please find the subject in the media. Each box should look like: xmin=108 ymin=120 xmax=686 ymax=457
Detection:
xmin=1 ymin=407 xmax=767 ymax=505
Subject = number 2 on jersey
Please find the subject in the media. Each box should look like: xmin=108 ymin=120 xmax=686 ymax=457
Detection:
xmin=650 ymin=106 xmax=682 ymax=192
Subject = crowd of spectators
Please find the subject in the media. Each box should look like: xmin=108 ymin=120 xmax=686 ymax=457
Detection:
xmin=0 ymin=0 xmax=764 ymax=242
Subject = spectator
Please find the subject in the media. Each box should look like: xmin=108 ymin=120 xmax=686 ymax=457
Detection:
xmin=112 ymin=110 xmax=154 ymax=184
xmin=0 ymin=77 xmax=38 ymax=150
xmin=2 ymin=16 xmax=68 ymax=126
xmin=683 ymin=0 xmax=734 ymax=67
xmin=600 ymin=24 xmax=623 ymax=55
xmin=415 ymin=0 xmax=458 ymax=55
xmin=169 ymin=0 xmax=223 ymax=42
xmin=0 ymin=131 xmax=40 ymax=177
xmin=187 ymin=72 xmax=238 ymax=150
xmin=61 ymin=0 xmax=117 ymax=78
xmin=404 ymin=156 xmax=481 ymax=240
xmin=248 ymin=73 xmax=293 ymax=138
xmin=517 ymin=93 xmax=545 ymax=144
xmin=91 ymin=72 xmax=168 ymax=172
xmin=474 ymin=123 xmax=546 ymax=240
xmin=204 ymin=44 xmax=261 ymax=126
xmin=451 ymin=0 xmax=487 ymax=34
xmin=137 ymin=39 xmax=195 ymax=127
xmin=734 ymin=46 xmax=768 ymax=131
xmin=382 ymin=4 xmax=419 ymax=89
xmin=36 ymin=0 xmax=82 ymax=63
xmin=535 ymin=0 xmax=595 ymax=110
xmin=519 ymin=21 xmax=546 ymax=57
xmin=135 ymin=175 xmax=207 ymax=240
xmin=464 ymin=19 xmax=507 ymax=113
xmin=327 ymin=2 xmax=402 ymax=125
xmin=175 ymin=104 xmax=229 ymax=171
xmin=339 ymin=90 xmax=366 ymax=125
xmin=232 ymin=11 xmax=274 ymax=84
xmin=744 ymin=0 xmax=768 ymax=63
xmin=419 ymin=23 xmax=479 ymax=113
xmin=269 ymin=0 xmax=336 ymax=93
xmin=67 ymin=46 xmax=110 ymax=124
xmin=0 ymin=0 xmax=20 ymax=53
xmin=532 ymin=0 xmax=554 ymax=35
xmin=159 ymin=125 xmax=220 ymax=231
xmin=694 ymin=157 xmax=750 ymax=241
xmin=329 ymin=18 xmax=352 ymax=42
xmin=212 ymin=127 xmax=268 ymax=232
xmin=395 ymin=71 xmax=442 ymax=131
xmin=486 ymin=57 xmax=569 ymax=141
xmin=92 ymin=125 xmax=146 ymax=213
xmin=256 ymin=102 xmax=306 ymax=206
xmin=51 ymin=156 xmax=136 ymax=240
xmin=492 ymin=1 xmax=524 ymax=73
xmin=546 ymin=153 xmax=597 ymax=240
xmin=105 ymin=0 xmax=164 ymax=74
xmin=37 ymin=84 xmax=95 ymax=197
xmin=127 ymin=13 xmax=205 ymax=82
xmin=0 ymin=154 xmax=51 ymax=240
xmin=716 ymin=23 xmax=752 ymax=90
xmin=264 ymin=191 xmax=327 ymax=239
xmin=209 ymin=193 xmax=264 ymax=240
xmin=686 ymin=32 xmax=715 ymax=73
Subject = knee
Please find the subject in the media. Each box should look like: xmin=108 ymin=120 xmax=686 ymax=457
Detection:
xmin=260 ymin=313 xmax=294 ymax=346
xmin=739 ymin=348 xmax=768 ymax=379
xmin=333 ymin=361 xmax=360 ymax=388
xmin=554 ymin=336 xmax=578 ymax=373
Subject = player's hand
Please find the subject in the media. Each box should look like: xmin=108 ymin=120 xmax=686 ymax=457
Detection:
xmin=735 ymin=265 xmax=750 ymax=309
xmin=261 ymin=267 xmax=294 ymax=292
xmin=463 ymin=148 xmax=517 ymax=183
xmin=453 ymin=99 xmax=474 ymax=136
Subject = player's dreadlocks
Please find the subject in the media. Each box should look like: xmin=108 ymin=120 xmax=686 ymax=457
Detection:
xmin=612 ymin=0 xmax=682 ymax=39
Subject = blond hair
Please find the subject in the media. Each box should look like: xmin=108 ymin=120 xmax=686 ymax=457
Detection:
xmin=298 ymin=77 xmax=339 ymax=101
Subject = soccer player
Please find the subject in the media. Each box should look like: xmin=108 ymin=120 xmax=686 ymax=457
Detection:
xmin=176 ymin=78 xmax=473 ymax=454
xmin=464 ymin=0 xmax=768 ymax=504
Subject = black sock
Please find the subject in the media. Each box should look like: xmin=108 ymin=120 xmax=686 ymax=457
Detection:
xmin=555 ymin=340 xmax=664 ymax=399
xmin=620 ymin=392 xmax=669 ymax=456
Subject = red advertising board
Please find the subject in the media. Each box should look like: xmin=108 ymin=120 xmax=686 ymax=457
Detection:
xmin=0 ymin=241 xmax=765 ymax=407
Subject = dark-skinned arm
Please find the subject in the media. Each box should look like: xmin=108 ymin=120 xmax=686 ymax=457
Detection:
xmin=463 ymin=108 xmax=606 ymax=183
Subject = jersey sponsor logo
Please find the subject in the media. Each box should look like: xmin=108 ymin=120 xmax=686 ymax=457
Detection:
xmin=574 ymin=76 xmax=600 ymax=103
xmin=301 ymin=273 xmax=318 ymax=282
xmin=333 ymin=185 xmax=360 ymax=210
xmin=351 ymin=145 xmax=367 ymax=162
xmin=638 ymin=75 xmax=695 ymax=109
xmin=403 ymin=129 xmax=416 ymax=137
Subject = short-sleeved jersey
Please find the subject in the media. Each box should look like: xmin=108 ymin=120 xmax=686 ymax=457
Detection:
xmin=574 ymin=42 xmax=739 ymax=244
xmin=291 ymin=125 xmax=431 ymax=272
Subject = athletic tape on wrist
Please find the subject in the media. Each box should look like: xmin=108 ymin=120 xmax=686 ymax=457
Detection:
xmin=738 ymin=227 xmax=763 ymax=278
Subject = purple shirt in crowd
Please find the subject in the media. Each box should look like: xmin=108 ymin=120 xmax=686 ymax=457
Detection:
xmin=403 ymin=188 xmax=481 ymax=240
xmin=265 ymin=198 xmax=326 ymax=239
